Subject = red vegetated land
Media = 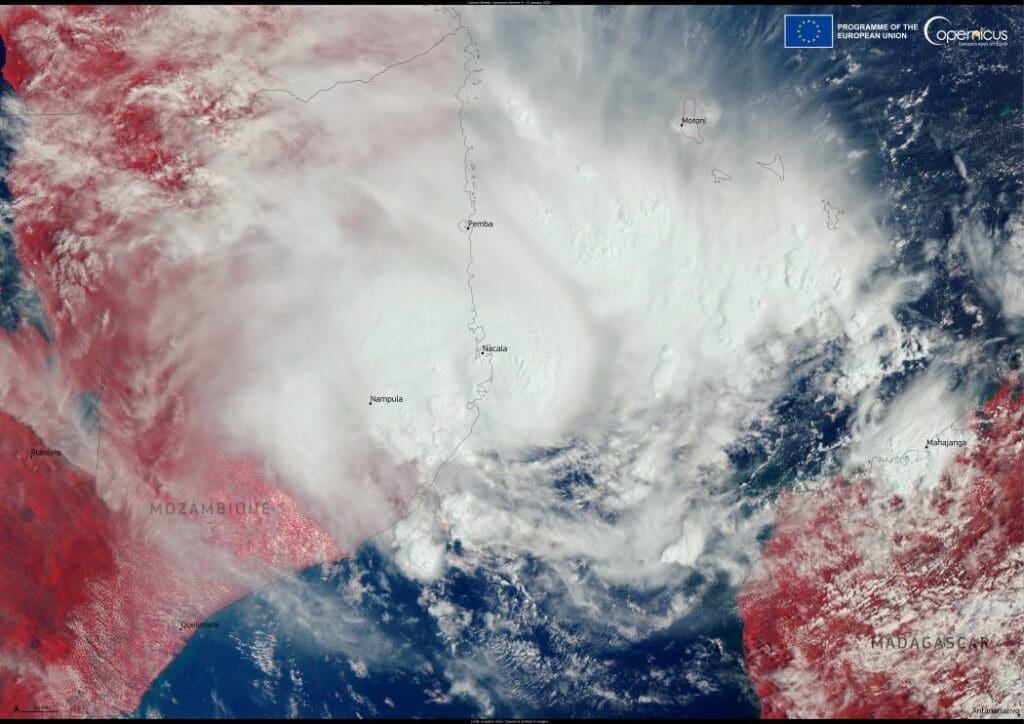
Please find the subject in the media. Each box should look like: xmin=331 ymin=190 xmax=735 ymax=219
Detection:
xmin=739 ymin=380 xmax=1024 ymax=718
xmin=0 ymin=6 xmax=348 ymax=717
xmin=0 ymin=411 xmax=116 ymax=708
xmin=0 ymin=407 xmax=339 ymax=716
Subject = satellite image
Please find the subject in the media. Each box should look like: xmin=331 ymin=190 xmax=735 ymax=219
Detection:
xmin=0 ymin=3 xmax=1021 ymax=720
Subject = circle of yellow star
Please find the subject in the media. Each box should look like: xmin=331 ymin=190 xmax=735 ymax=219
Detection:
xmin=797 ymin=19 xmax=822 ymax=44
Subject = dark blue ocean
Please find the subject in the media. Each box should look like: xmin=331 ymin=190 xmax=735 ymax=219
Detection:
xmin=135 ymin=545 xmax=756 ymax=719
xmin=131 ymin=5 xmax=1021 ymax=718
xmin=2 ymin=3 xmax=1018 ymax=720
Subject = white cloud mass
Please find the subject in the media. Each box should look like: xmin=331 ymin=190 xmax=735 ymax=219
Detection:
xmin=1 ymin=5 xmax=1018 ymax=717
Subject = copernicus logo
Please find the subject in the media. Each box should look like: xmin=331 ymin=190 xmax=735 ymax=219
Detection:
xmin=924 ymin=16 xmax=1009 ymax=46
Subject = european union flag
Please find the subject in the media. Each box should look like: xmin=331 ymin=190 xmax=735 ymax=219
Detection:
xmin=784 ymin=14 xmax=833 ymax=48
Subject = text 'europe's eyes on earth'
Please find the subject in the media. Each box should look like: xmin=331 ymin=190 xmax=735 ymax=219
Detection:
xmin=0 ymin=3 xmax=1021 ymax=721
